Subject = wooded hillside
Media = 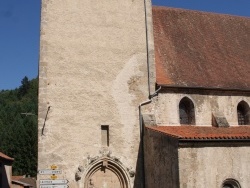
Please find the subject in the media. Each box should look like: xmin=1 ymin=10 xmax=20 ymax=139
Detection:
xmin=0 ymin=76 xmax=38 ymax=176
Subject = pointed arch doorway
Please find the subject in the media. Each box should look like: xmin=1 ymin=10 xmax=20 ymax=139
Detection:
xmin=84 ymin=158 xmax=130 ymax=188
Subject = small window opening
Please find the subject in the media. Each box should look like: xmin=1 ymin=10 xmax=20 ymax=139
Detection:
xmin=179 ymin=97 xmax=195 ymax=125
xmin=237 ymin=101 xmax=250 ymax=125
xmin=101 ymin=125 xmax=109 ymax=147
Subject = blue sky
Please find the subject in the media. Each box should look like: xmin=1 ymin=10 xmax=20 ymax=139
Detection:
xmin=0 ymin=0 xmax=40 ymax=90
xmin=0 ymin=0 xmax=249 ymax=90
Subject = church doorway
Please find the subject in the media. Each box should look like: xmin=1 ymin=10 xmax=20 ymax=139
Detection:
xmin=87 ymin=168 xmax=120 ymax=188
xmin=84 ymin=158 xmax=129 ymax=188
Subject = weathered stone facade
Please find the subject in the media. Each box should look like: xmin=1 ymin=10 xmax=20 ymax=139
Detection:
xmin=144 ymin=129 xmax=179 ymax=188
xmin=38 ymin=0 xmax=155 ymax=187
xmin=144 ymin=127 xmax=250 ymax=188
xmin=179 ymin=146 xmax=250 ymax=188
xmin=154 ymin=91 xmax=250 ymax=126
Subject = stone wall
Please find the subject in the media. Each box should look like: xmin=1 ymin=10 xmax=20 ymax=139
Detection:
xmin=144 ymin=129 xmax=250 ymax=188
xmin=179 ymin=146 xmax=250 ymax=188
xmin=38 ymin=0 xmax=155 ymax=187
xmin=154 ymin=91 xmax=250 ymax=126
xmin=144 ymin=128 xmax=179 ymax=188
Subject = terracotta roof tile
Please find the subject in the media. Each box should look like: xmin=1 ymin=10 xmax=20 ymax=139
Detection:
xmin=146 ymin=126 xmax=250 ymax=140
xmin=153 ymin=6 xmax=250 ymax=90
xmin=12 ymin=176 xmax=24 ymax=181
xmin=0 ymin=152 xmax=14 ymax=161
xmin=17 ymin=177 xmax=36 ymax=188
xmin=12 ymin=180 xmax=32 ymax=187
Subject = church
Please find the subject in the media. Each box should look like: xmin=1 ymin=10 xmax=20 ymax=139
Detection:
xmin=37 ymin=0 xmax=250 ymax=188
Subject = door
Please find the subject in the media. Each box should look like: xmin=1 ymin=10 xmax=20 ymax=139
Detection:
xmin=87 ymin=167 xmax=121 ymax=188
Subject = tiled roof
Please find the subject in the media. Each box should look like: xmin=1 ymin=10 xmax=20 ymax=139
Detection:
xmin=0 ymin=152 xmax=14 ymax=161
xmin=146 ymin=126 xmax=250 ymax=140
xmin=12 ymin=176 xmax=24 ymax=181
xmin=14 ymin=177 xmax=36 ymax=188
xmin=153 ymin=6 xmax=250 ymax=90
xmin=12 ymin=180 xmax=32 ymax=187
xmin=12 ymin=177 xmax=36 ymax=188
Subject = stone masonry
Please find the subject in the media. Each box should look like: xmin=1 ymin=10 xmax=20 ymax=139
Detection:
xmin=38 ymin=0 xmax=155 ymax=187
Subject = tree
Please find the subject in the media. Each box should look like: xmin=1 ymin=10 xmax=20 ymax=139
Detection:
xmin=18 ymin=76 xmax=30 ymax=98
xmin=0 ymin=77 xmax=38 ymax=176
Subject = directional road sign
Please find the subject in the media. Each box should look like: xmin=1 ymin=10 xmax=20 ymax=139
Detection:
xmin=38 ymin=169 xmax=62 ymax=175
xmin=40 ymin=185 xmax=68 ymax=188
xmin=40 ymin=179 xmax=69 ymax=185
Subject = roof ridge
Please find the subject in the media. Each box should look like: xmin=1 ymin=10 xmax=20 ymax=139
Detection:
xmin=152 ymin=5 xmax=250 ymax=19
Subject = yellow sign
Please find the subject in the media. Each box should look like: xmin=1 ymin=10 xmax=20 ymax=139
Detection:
xmin=51 ymin=174 xmax=57 ymax=180
xmin=51 ymin=164 xmax=57 ymax=170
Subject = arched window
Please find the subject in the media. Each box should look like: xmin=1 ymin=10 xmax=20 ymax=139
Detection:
xmin=222 ymin=179 xmax=241 ymax=188
xmin=179 ymin=97 xmax=195 ymax=125
xmin=237 ymin=101 xmax=250 ymax=125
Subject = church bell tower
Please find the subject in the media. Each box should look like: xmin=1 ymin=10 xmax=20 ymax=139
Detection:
xmin=38 ymin=0 xmax=155 ymax=187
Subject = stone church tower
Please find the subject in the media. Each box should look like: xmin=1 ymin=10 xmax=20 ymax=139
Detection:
xmin=38 ymin=0 xmax=155 ymax=188
xmin=38 ymin=1 xmax=250 ymax=188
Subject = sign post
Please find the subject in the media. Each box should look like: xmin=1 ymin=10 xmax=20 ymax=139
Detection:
xmin=39 ymin=185 xmax=69 ymax=188
xmin=38 ymin=169 xmax=62 ymax=175
xmin=38 ymin=165 xmax=69 ymax=187
xmin=40 ymin=179 xmax=69 ymax=185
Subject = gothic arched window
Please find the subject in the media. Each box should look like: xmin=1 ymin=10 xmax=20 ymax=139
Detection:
xmin=237 ymin=101 xmax=250 ymax=125
xmin=179 ymin=97 xmax=195 ymax=125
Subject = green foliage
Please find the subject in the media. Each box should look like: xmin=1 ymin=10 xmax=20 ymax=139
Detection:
xmin=0 ymin=76 xmax=38 ymax=176
xmin=18 ymin=76 xmax=30 ymax=98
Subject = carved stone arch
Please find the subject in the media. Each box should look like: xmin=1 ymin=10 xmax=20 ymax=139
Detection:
xmin=83 ymin=157 xmax=131 ymax=188
xmin=222 ymin=178 xmax=241 ymax=188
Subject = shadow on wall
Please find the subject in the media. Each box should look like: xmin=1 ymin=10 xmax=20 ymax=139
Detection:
xmin=142 ymin=127 xmax=180 ymax=188
xmin=133 ymin=140 xmax=144 ymax=188
xmin=134 ymin=103 xmax=152 ymax=188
